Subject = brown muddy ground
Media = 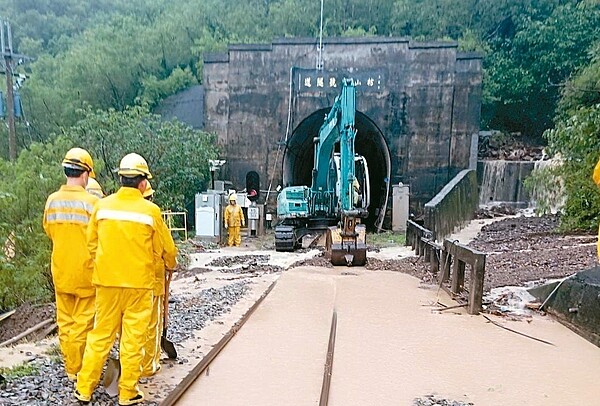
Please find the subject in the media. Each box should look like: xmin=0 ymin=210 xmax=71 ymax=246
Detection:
xmin=0 ymin=303 xmax=55 ymax=343
xmin=363 ymin=215 xmax=597 ymax=292
xmin=468 ymin=215 xmax=597 ymax=289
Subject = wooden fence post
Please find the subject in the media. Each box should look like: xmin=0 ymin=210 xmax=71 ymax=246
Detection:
xmin=468 ymin=258 xmax=486 ymax=315
xmin=430 ymin=246 xmax=439 ymax=274
xmin=439 ymin=251 xmax=450 ymax=284
xmin=451 ymin=259 xmax=465 ymax=295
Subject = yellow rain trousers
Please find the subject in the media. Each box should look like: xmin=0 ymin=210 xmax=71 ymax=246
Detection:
xmin=76 ymin=187 xmax=177 ymax=403
xmin=141 ymin=295 xmax=163 ymax=377
xmin=224 ymin=204 xmax=245 ymax=246
xmin=77 ymin=287 xmax=152 ymax=402
xmin=142 ymin=218 xmax=177 ymax=377
xmin=43 ymin=185 xmax=99 ymax=376
xmin=55 ymin=294 xmax=95 ymax=377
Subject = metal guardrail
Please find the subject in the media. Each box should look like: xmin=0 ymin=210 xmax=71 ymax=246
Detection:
xmin=162 ymin=211 xmax=188 ymax=241
xmin=406 ymin=220 xmax=486 ymax=315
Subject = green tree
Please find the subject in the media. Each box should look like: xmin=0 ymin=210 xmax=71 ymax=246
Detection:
xmin=484 ymin=1 xmax=600 ymax=137
xmin=0 ymin=137 xmax=70 ymax=310
xmin=543 ymin=103 xmax=600 ymax=230
xmin=62 ymin=106 xmax=219 ymax=211
xmin=557 ymin=42 xmax=600 ymax=116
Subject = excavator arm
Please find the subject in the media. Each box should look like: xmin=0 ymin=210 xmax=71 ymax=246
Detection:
xmin=276 ymin=79 xmax=368 ymax=265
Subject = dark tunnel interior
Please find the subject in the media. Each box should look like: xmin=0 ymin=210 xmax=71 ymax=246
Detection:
xmin=282 ymin=109 xmax=391 ymax=230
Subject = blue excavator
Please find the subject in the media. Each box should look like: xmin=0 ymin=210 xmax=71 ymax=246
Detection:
xmin=275 ymin=79 xmax=370 ymax=266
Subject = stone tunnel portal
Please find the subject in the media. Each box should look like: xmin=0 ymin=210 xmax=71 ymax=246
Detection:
xmin=282 ymin=109 xmax=391 ymax=230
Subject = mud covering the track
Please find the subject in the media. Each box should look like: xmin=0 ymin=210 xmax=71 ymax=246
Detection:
xmin=413 ymin=394 xmax=474 ymax=406
xmin=206 ymin=254 xmax=270 ymax=268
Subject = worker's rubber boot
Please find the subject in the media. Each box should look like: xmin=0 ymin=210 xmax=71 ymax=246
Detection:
xmin=119 ymin=390 xmax=145 ymax=405
xmin=74 ymin=389 xmax=90 ymax=404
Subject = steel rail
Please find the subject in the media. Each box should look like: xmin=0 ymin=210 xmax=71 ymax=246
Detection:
xmin=160 ymin=280 xmax=277 ymax=406
xmin=319 ymin=309 xmax=338 ymax=406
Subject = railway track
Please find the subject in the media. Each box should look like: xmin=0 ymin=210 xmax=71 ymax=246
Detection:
xmin=161 ymin=278 xmax=339 ymax=406
xmin=161 ymin=281 xmax=279 ymax=405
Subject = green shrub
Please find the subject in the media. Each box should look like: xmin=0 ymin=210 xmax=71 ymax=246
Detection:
xmin=541 ymin=103 xmax=600 ymax=231
xmin=0 ymin=138 xmax=69 ymax=310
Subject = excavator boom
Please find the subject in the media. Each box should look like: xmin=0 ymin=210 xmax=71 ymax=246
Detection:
xmin=276 ymin=79 xmax=368 ymax=265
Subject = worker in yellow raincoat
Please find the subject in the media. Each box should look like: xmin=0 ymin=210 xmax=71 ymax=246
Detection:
xmin=75 ymin=154 xmax=177 ymax=406
xmin=593 ymin=159 xmax=600 ymax=259
xmin=43 ymin=148 xmax=99 ymax=382
xmin=85 ymin=177 xmax=105 ymax=198
xmin=140 ymin=181 xmax=177 ymax=377
xmin=224 ymin=193 xmax=245 ymax=246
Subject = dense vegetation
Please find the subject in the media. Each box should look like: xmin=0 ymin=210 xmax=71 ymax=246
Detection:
xmin=1 ymin=0 xmax=600 ymax=308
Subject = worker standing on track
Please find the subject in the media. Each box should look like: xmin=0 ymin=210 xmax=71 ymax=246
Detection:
xmin=141 ymin=181 xmax=177 ymax=377
xmin=224 ymin=193 xmax=245 ymax=247
xmin=43 ymin=148 xmax=99 ymax=382
xmin=75 ymin=153 xmax=177 ymax=406
xmin=85 ymin=177 xmax=105 ymax=199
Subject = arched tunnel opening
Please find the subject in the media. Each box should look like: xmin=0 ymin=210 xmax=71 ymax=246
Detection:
xmin=282 ymin=109 xmax=391 ymax=231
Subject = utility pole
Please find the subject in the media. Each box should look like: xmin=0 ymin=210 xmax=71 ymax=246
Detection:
xmin=1 ymin=20 xmax=16 ymax=161
xmin=316 ymin=0 xmax=324 ymax=71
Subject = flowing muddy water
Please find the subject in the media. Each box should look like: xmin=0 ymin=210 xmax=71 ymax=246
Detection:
xmin=177 ymin=267 xmax=600 ymax=406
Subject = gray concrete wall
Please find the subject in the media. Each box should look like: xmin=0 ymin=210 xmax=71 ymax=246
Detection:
xmin=424 ymin=169 xmax=479 ymax=241
xmin=154 ymin=85 xmax=205 ymax=129
xmin=203 ymin=37 xmax=482 ymax=212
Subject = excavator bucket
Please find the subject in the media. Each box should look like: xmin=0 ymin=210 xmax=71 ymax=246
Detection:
xmin=326 ymin=224 xmax=367 ymax=266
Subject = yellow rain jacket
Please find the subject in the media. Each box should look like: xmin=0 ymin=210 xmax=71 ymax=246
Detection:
xmin=594 ymin=159 xmax=600 ymax=259
xmin=87 ymin=188 xmax=177 ymax=288
xmin=593 ymin=159 xmax=600 ymax=186
xmin=224 ymin=204 xmax=245 ymax=228
xmin=43 ymin=185 xmax=99 ymax=297
xmin=152 ymin=218 xmax=177 ymax=296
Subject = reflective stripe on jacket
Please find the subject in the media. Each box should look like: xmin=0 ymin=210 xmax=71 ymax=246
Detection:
xmin=43 ymin=185 xmax=99 ymax=297
xmin=87 ymin=187 xmax=177 ymax=289
xmin=224 ymin=204 xmax=245 ymax=227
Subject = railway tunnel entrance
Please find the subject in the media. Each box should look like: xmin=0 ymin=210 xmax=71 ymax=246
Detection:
xmin=282 ymin=108 xmax=391 ymax=230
